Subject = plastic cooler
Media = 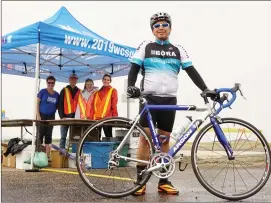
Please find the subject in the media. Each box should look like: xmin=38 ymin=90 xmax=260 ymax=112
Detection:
xmin=72 ymin=142 xmax=129 ymax=169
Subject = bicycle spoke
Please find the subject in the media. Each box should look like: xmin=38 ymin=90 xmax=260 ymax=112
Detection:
xmin=244 ymin=131 xmax=254 ymax=149
xmin=222 ymin=162 xmax=230 ymax=192
xmin=234 ymin=160 xmax=259 ymax=181
xmin=103 ymin=170 xmax=113 ymax=189
xmin=234 ymin=163 xmax=249 ymax=190
xmin=212 ymin=136 xmax=216 ymax=151
xmin=235 ymin=133 xmax=253 ymax=154
xmin=235 ymin=143 xmax=263 ymax=157
xmin=198 ymin=145 xmax=227 ymax=157
xmin=205 ymin=134 xmax=225 ymax=151
xmin=124 ymin=167 xmax=135 ymax=182
xmin=233 ymin=127 xmax=242 ymax=150
xmin=254 ymin=138 xmax=259 ymax=150
xmin=112 ymin=168 xmax=116 ymax=192
xmin=115 ymin=167 xmax=126 ymax=191
xmin=235 ymin=159 xmax=264 ymax=169
xmin=193 ymin=118 xmax=271 ymax=200
xmin=93 ymin=169 xmax=112 ymax=188
xmin=233 ymin=161 xmax=236 ymax=193
xmin=201 ymin=160 xmax=229 ymax=173
xmin=227 ymin=124 xmax=232 ymax=147
xmin=210 ymin=161 xmax=230 ymax=184
xmin=233 ymin=128 xmax=245 ymax=150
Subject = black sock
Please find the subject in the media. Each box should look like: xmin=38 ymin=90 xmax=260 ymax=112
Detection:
xmin=159 ymin=168 xmax=168 ymax=184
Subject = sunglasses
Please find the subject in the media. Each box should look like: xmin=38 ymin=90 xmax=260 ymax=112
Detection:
xmin=47 ymin=82 xmax=55 ymax=85
xmin=153 ymin=23 xmax=170 ymax=29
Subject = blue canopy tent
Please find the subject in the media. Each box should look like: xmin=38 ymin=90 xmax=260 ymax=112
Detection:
xmin=2 ymin=6 xmax=136 ymax=82
xmin=2 ymin=7 xmax=135 ymax=82
xmin=1 ymin=6 xmax=136 ymax=170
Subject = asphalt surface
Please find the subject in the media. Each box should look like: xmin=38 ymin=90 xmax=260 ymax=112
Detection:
xmin=2 ymin=165 xmax=271 ymax=203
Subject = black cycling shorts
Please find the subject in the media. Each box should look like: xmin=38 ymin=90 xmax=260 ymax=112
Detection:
xmin=139 ymin=95 xmax=177 ymax=132
xmin=38 ymin=113 xmax=55 ymax=144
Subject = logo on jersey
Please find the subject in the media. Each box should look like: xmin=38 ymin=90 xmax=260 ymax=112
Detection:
xmin=151 ymin=50 xmax=176 ymax=57
xmin=47 ymin=97 xmax=57 ymax=104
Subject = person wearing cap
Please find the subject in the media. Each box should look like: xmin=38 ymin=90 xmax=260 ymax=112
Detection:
xmin=36 ymin=75 xmax=59 ymax=161
xmin=75 ymin=78 xmax=98 ymax=119
xmin=58 ymin=73 xmax=81 ymax=149
xmin=127 ymin=12 xmax=212 ymax=195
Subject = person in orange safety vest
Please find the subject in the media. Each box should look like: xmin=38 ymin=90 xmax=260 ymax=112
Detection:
xmin=89 ymin=74 xmax=118 ymax=139
xmin=58 ymin=73 xmax=80 ymax=149
xmin=75 ymin=78 xmax=98 ymax=119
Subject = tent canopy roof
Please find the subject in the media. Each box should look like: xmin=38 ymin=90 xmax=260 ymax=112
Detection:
xmin=2 ymin=6 xmax=136 ymax=82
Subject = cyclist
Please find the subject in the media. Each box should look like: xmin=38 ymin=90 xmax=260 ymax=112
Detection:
xmin=127 ymin=12 xmax=214 ymax=196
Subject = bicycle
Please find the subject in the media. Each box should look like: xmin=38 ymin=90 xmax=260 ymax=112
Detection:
xmin=76 ymin=83 xmax=271 ymax=200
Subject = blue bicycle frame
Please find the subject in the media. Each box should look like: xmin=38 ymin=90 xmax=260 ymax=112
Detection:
xmin=138 ymin=87 xmax=238 ymax=160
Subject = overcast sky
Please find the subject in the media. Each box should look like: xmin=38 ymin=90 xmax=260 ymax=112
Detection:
xmin=1 ymin=1 xmax=271 ymax=140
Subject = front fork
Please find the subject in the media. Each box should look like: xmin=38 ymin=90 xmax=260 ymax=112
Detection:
xmin=210 ymin=116 xmax=235 ymax=160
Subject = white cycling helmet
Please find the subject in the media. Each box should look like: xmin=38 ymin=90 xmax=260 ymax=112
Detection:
xmin=150 ymin=12 xmax=172 ymax=29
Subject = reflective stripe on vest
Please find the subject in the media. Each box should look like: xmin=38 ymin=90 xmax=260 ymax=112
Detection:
xmin=64 ymin=88 xmax=73 ymax=114
xmin=93 ymin=88 xmax=114 ymax=120
xmin=78 ymin=91 xmax=97 ymax=119
xmin=64 ymin=88 xmax=80 ymax=115
xmin=78 ymin=93 xmax=87 ymax=119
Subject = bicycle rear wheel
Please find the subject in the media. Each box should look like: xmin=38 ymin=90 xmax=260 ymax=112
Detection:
xmin=191 ymin=117 xmax=271 ymax=201
xmin=76 ymin=117 xmax=154 ymax=198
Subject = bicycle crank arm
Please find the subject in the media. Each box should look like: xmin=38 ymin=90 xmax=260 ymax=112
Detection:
xmin=145 ymin=163 xmax=170 ymax=173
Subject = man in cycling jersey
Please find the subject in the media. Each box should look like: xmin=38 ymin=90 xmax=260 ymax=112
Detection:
xmin=127 ymin=12 xmax=212 ymax=196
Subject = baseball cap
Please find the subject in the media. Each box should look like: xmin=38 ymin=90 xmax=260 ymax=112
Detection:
xmin=69 ymin=73 xmax=78 ymax=79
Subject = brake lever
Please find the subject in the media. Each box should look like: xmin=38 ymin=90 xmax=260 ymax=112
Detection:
xmin=239 ymin=88 xmax=247 ymax=100
xmin=226 ymin=98 xmax=232 ymax=109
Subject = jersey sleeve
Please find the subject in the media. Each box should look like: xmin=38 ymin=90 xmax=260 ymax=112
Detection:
xmin=176 ymin=45 xmax=193 ymax=70
xmin=130 ymin=40 xmax=150 ymax=66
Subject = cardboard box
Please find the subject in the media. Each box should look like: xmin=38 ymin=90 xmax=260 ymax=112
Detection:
xmin=3 ymin=154 xmax=16 ymax=168
xmin=2 ymin=143 xmax=16 ymax=168
xmin=51 ymin=150 xmax=68 ymax=168
xmin=70 ymin=126 xmax=100 ymax=143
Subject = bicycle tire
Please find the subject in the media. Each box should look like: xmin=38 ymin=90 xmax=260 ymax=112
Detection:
xmin=76 ymin=117 xmax=154 ymax=198
xmin=191 ymin=117 xmax=271 ymax=201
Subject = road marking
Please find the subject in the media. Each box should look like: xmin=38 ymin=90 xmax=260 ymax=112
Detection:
xmin=40 ymin=168 xmax=135 ymax=181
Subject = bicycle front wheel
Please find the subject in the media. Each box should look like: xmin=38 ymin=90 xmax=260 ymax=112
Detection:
xmin=76 ymin=117 xmax=154 ymax=198
xmin=191 ymin=117 xmax=271 ymax=201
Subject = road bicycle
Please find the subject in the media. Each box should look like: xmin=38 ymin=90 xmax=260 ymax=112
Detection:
xmin=76 ymin=83 xmax=271 ymax=200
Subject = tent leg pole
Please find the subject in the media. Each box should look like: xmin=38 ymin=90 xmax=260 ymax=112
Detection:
xmin=26 ymin=42 xmax=40 ymax=172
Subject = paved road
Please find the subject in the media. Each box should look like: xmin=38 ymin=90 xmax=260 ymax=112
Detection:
xmin=2 ymin=165 xmax=271 ymax=202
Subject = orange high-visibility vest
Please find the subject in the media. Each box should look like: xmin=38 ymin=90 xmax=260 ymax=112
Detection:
xmin=77 ymin=91 xmax=96 ymax=119
xmin=64 ymin=88 xmax=80 ymax=115
xmin=93 ymin=88 xmax=114 ymax=120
